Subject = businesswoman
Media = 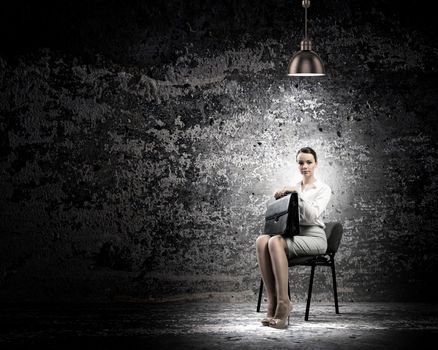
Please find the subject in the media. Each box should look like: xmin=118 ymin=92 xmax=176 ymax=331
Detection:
xmin=255 ymin=147 xmax=331 ymax=328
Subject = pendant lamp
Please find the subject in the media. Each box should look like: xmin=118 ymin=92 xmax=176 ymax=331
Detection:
xmin=288 ymin=0 xmax=325 ymax=77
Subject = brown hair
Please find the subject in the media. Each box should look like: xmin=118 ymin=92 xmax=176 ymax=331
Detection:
xmin=296 ymin=147 xmax=317 ymax=162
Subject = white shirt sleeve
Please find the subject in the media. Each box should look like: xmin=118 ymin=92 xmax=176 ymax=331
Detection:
xmin=297 ymin=183 xmax=331 ymax=226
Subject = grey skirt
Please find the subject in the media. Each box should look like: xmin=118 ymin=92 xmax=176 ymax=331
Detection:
xmin=285 ymin=225 xmax=327 ymax=259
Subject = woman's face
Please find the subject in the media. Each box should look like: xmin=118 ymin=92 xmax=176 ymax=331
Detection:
xmin=297 ymin=152 xmax=317 ymax=178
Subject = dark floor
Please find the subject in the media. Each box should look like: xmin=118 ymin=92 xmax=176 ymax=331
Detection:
xmin=1 ymin=301 xmax=437 ymax=349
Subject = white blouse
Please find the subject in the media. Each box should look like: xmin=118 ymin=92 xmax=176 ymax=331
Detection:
xmin=295 ymin=179 xmax=331 ymax=228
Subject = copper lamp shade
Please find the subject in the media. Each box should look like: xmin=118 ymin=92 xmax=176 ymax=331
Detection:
xmin=288 ymin=0 xmax=325 ymax=77
xmin=288 ymin=39 xmax=325 ymax=76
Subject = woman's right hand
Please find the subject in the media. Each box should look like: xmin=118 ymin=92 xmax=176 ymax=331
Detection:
xmin=274 ymin=189 xmax=285 ymax=199
xmin=274 ymin=186 xmax=297 ymax=199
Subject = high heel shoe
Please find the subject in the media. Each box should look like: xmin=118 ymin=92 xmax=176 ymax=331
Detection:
xmin=261 ymin=303 xmax=276 ymax=326
xmin=261 ymin=316 xmax=273 ymax=326
xmin=269 ymin=302 xmax=293 ymax=329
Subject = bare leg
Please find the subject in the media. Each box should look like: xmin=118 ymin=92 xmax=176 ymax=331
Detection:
xmin=256 ymin=235 xmax=276 ymax=317
xmin=268 ymin=235 xmax=292 ymax=320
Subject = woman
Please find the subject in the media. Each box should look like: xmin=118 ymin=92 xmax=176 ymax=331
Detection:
xmin=255 ymin=147 xmax=331 ymax=328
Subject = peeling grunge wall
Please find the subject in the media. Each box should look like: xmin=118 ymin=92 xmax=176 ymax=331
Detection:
xmin=0 ymin=0 xmax=438 ymax=303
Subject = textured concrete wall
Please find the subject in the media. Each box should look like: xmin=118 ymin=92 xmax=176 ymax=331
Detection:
xmin=1 ymin=0 xmax=438 ymax=303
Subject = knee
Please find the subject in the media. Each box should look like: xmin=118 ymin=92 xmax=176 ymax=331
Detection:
xmin=256 ymin=235 xmax=270 ymax=250
xmin=268 ymin=235 xmax=285 ymax=252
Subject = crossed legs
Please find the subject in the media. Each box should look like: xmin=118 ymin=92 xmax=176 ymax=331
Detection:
xmin=256 ymin=235 xmax=291 ymax=321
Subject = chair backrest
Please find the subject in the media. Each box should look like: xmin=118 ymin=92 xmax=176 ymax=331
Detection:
xmin=324 ymin=222 xmax=343 ymax=254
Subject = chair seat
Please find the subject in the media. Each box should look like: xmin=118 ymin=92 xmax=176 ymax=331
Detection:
xmin=289 ymin=254 xmax=330 ymax=266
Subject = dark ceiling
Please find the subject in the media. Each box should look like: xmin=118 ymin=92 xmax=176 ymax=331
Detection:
xmin=0 ymin=0 xmax=435 ymax=64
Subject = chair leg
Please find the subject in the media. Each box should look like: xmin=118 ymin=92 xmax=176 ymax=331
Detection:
xmin=331 ymin=259 xmax=340 ymax=314
xmin=257 ymin=278 xmax=264 ymax=312
xmin=305 ymin=264 xmax=316 ymax=321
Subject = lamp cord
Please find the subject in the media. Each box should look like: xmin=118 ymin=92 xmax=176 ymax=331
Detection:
xmin=304 ymin=5 xmax=307 ymax=39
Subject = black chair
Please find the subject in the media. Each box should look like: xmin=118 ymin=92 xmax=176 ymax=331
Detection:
xmin=256 ymin=222 xmax=343 ymax=321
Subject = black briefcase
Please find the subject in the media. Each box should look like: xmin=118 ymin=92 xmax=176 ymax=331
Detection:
xmin=264 ymin=192 xmax=300 ymax=238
